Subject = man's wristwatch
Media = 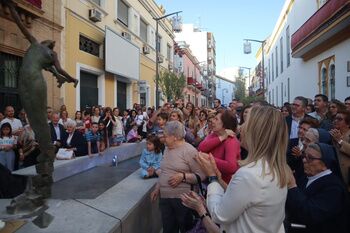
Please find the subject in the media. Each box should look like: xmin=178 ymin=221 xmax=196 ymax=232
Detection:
xmin=208 ymin=176 xmax=218 ymax=183
xmin=338 ymin=139 xmax=344 ymax=145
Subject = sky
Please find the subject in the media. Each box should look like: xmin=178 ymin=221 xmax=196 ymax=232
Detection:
xmin=156 ymin=0 xmax=286 ymax=75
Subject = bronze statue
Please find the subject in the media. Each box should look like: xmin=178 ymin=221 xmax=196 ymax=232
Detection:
xmin=1 ymin=0 xmax=78 ymax=223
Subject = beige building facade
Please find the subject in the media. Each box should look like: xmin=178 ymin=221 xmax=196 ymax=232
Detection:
xmin=63 ymin=0 xmax=175 ymax=114
xmin=0 ymin=0 xmax=63 ymax=113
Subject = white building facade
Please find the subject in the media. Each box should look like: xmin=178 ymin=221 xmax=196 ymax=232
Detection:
xmin=264 ymin=0 xmax=350 ymax=106
xmin=215 ymin=75 xmax=235 ymax=107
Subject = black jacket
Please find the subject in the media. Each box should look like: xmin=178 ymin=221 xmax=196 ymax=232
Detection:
xmin=286 ymin=173 xmax=349 ymax=233
xmin=49 ymin=122 xmax=66 ymax=143
xmin=62 ymin=130 xmax=87 ymax=157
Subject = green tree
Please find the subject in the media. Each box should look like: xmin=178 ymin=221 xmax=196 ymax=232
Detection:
xmin=158 ymin=70 xmax=186 ymax=102
xmin=240 ymin=95 xmax=264 ymax=106
xmin=234 ymin=74 xmax=246 ymax=100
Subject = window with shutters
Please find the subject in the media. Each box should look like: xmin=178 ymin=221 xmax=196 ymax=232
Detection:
xmin=140 ymin=19 xmax=147 ymax=42
xmin=318 ymin=56 xmax=335 ymax=97
xmin=281 ymin=82 xmax=283 ymax=104
xmin=117 ymin=0 xmax=129 ymax=27
xmin=275 ymin=47 xmax=278 ymax=77
xmin=280 ymin=37 xmax=283 ymax=74
xmin=286 ymin=26 xmax=291 ymax=67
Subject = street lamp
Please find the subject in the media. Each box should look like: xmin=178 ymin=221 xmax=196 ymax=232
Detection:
xmin=243 ymin=39 xmax=266 ymax=99
xmin=154 ymin=11 xmax=182 ymax=108
xmin=239 ymin=66 xmax=251 ymax=94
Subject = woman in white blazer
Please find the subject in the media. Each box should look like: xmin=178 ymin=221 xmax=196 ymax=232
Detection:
xmin=183 ymin=106 xmax=290 ymax=233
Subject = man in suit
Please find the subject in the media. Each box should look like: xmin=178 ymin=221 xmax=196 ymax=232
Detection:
xmin=286 ymin=143 xmax=348 ymax=233
xmin=286 ymin=96 xmax=314 ymax=170
xmin=286 ymin=96 xmax=309 ymax=139
xmin=49 ymin=113 xmax=66 ymax=152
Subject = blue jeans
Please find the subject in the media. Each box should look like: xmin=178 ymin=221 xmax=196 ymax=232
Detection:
xmin=0 ymin=150 xmax=15 ymax=171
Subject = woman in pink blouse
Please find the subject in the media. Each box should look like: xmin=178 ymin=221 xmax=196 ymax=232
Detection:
xmin=198 ymin=110 xmax=240 ymax=183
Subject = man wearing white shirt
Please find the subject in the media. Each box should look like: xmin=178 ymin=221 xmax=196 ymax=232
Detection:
xmin=0 ymin=106 xmax=23 ymax=136
xmin=49 ymin=113 xmax=66 ymax=152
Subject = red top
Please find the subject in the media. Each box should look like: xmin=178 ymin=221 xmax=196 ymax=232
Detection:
xmin=198 ymin=133 xmax=240 ymax=184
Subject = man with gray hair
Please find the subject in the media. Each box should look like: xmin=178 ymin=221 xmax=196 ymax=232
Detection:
xmin=286 ymin=96 xmax=309 ymax=139
xmin=49 ymin=113 xmax=66 ymax=152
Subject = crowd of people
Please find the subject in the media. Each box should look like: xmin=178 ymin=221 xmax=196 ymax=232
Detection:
xmin=0 ymin=94 xmax=350 ymax=233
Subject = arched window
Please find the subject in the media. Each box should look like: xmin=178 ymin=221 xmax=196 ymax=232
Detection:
xmin=321 ymin=67 xmax=327 ymax=95
xmin=329 ymin=64 xmax=335 ymax=99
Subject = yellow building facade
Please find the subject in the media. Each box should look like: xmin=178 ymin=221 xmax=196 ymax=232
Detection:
xmin=63 ymin=0 xmax=174 ymax=114
xmin=0 ymin=0 xmax=63 ymax=112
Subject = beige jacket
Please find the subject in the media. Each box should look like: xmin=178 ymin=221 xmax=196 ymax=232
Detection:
xmin=334 ymin=129 xmax=350 ymax=191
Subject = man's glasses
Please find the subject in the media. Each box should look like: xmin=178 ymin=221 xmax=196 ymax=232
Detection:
xmin=301 ymin=154 xmax=322 ymax=163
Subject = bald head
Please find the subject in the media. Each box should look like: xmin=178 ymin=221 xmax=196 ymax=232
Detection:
xmin=5 ymin=106 xmax=15 ymax=118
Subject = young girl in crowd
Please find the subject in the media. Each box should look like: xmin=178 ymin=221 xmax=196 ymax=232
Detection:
xmin=0 ymin=123 xmax=17 ymax=171
xmin=112 ymin=107 xmax=124 ymax=146
xmin=74 ymin=111 xmax=85 ymax=133
xmin=126 ymin=125 xmax=141 ymax=142
xmin=139 ymin=135 xmax=162 ymax=178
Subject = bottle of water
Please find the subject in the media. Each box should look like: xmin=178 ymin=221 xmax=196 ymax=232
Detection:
xmin=112 ymin=155 xmax=118 ymax=167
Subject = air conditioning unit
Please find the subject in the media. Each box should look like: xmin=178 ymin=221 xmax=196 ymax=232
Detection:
xmin=89 ymin=9 xmax=102 ymax=22
xmin=158 ymin=55 xmax=164 ymax=63
xmin=122 ymin=31 xmax=131 ymax=40
xmin=142 ymin=45 xmax=150 ymax=54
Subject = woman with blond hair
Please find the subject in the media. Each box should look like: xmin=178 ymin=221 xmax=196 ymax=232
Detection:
xmin=193 ymin=106 xmax=290 ymax=233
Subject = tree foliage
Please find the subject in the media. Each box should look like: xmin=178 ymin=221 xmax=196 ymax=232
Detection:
xmin=240 ymin=95 xmax=264 ymax=106
xmin=234 ymin=74 xmax=246 ymax=100
xmin=158 ymin=70 xmax=186 ymax=102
